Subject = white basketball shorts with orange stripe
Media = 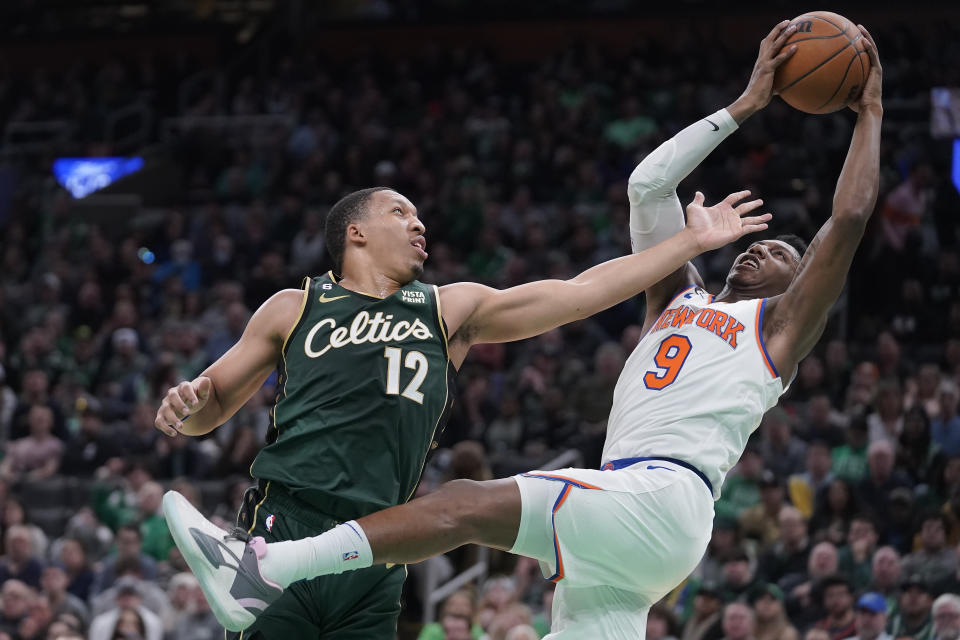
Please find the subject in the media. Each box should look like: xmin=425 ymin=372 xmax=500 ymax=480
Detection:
xmin=510 ymin=460 xmax=714 ymax=639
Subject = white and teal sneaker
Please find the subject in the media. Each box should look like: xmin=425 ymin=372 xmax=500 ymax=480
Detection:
xmin=162 ymin=491 xmax=283 ymax=632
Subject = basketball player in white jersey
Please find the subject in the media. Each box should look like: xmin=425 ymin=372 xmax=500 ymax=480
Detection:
xmin=162 ymin=21 xmax=883 ymax=639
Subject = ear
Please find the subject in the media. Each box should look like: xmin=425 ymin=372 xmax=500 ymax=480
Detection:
xmin=346 ymin=221 xmax=367 ymax=248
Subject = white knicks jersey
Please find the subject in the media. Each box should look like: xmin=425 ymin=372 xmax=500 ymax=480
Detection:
xmin=602 ymin=285 xmax=786 ymax=499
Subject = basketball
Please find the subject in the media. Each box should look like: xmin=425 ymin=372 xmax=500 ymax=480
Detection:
xmin=773 ymin=11 xmax=871 ymax=114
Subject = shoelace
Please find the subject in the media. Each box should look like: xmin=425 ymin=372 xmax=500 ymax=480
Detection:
xmin=226 ymin=527 xmax=253 ymax=544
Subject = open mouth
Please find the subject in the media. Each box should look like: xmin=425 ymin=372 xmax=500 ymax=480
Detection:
xmin=411 ymin=236 xmax=428 ymax=258
xmin=737 ymin=255 xmax=760 ymax=270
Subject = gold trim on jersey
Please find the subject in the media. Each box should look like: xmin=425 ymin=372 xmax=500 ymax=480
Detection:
xmin=247 ymin=481 xmax=271 ymax=534
xmin=282 ymin=278 xmax=311 ymax=353
xmin=405 ymin=329 xmax=450 ymax=504
xmin=268 ymin=278 xmax=311 ymax=438
xmin=432 ymin=284 xmax=449 ymax=358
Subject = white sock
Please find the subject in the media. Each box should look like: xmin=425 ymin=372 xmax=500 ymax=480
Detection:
xmin=258 ymin=521 xmax=373 ymax=588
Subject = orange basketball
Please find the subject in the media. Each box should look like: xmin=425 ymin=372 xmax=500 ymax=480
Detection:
xmin=773 ymin=11 xmax=871 ymax=114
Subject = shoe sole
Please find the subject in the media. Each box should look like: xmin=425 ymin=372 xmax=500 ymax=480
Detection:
xmin=163 ymin=491 xmax=256 ymax=632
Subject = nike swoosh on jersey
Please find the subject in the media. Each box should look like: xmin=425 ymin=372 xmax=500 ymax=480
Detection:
xmin=705 ymin=118 xmax=719 ymax=131
xmin=317 ymin=293 xmax=350 ymax=303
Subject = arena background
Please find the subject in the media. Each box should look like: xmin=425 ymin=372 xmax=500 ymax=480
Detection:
xmin=0 ymin=1 xmax=959 ymax=639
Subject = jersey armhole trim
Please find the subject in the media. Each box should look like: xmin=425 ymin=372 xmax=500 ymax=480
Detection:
xmin=280 ymin=277 xmax=312 ymax=356
xmin=755 ymin=298 xmax=780 ymax=379
xmin=431 ymin=284 xmax=450 ymax=359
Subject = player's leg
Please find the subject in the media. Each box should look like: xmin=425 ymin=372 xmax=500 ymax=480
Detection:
xmin=163 ymin=476 xmax=550 ymax=631
xmin=545 ymin=583 xmax=650 ymax=640
xmin=258 ymin=477 xmax=526 ymax=587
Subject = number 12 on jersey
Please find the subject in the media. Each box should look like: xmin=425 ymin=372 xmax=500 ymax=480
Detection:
xmin=384 ymin=346 xmax=428 ymax=403
xmin=643 ymin=334 xmax=692 ymax=390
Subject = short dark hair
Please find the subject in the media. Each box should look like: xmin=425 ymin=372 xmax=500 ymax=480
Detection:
xmin=324 ymin=187 xmax=394 ymax=273
xmin=116 ymin=523 xmax=141 ymax=540
xmin=776 ymin=234 xmax=808 ymax=259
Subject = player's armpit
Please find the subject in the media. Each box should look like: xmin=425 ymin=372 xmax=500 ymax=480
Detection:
xmin=762 ymin=216 xmax=865 ymax=373
xmin=178 ymin=288 xmax=305 ymax=435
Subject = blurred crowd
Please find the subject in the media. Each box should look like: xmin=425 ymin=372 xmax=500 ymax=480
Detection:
xmin=0 ymin=12 xmax=959 ymax=640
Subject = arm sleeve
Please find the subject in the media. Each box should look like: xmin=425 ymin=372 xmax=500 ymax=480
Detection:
xmin=629 ymin=108 xmax=739 ymax=253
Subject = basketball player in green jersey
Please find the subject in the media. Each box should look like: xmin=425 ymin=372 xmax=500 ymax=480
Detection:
xmin=155 ymin=185 xmax=770 ymax=638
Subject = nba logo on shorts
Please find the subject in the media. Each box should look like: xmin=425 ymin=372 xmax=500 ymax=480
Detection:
xmin=265 ymin=514 xmax=275 ymax=532
xmin=343 ymin=550 xmax=359 ymax=561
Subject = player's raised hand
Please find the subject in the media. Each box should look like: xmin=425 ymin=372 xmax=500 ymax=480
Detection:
xmin=731 ymin=20 xmax=798 ymax=118
xmin=849 ymin=25 xmax=882 ymax=113
xmin=155 ymin=376 xmax=213 ymax=437
xmin=684 ymin=190 xmax=772 ymax=253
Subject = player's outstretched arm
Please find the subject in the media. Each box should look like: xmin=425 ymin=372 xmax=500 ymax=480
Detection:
xmin=154 ymin=288 xmax=304 ymax=437
xmin=764 ymin=26 xmax=883 ymax=373
xmin=632 ymin=20 xmax=796 ymax=320
xmin=441 ymin=191 xmax=770 ymax=363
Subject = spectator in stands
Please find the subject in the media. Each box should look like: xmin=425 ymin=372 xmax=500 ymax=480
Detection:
xmin=902 ymin=513 xmax=958 ymax=589
xmin=815 ymin=575 xmax=857 ymax=640
xmin=838 ymin=515 xmax=879 ymax=591
xmin=486 ymin=603 xmax=533 ymax=640
xmin=60 ymin=399 xmax=120 ymax=476
xmin=845 ymin=592 xmax=892 ymax=640
xmin=898 ymin=407 xmax=946 ymax=489
xmin=867 ymin=547 xmax=902 ymax=609
xmin=717 ymin=548 xmax=758 ymax=603
xmin=884 ymin=488 xmax=918 ymax=554
xmin=833 ymin=417 xmax=870 ymax=484
xmin=751 ymin=583 xmax=799 ymax=640
xmin=88 ymin=595 xmax=162 ymax=640
xmin=2 ymin=499 xmax=48 ymax=561
xmin=805 ymin=394 xmax=847 ymax=448
xmin=152 ymin=429 xmax=209 ymax=479
xmin=681 ymin=582 xmax=724 ymax=640
xmin=169 ymin=583 xmax=220 ymax=640
xmin=789 ymin=440 xmax=835 ymax=518
xmin=418 ymin=589 xmax=482 ymax=640
xmin=784 ymin=542 xmax=839 ymax=629
xmin=868 ymin=381 xmax=905 ymax=445
xmin=440 ymin=613 xmax=473 ymax=640
xmin=0 ymin=580 xmax=35 ymax=637
xmin=759 ymin=506 xmax=810 ymax=585
xmin=0 ymin=405 xmax=64 ymax=482
xmin=90 ymin=524 xmax=157 ymax=596
xmin=760 ymin=409 xmax=807 ymax=479
xmin=134 ymin=482 xmax=173 ymax=563
xmin=58 ymin=538 xmax=95 ymax=603
xmin=477 ymin=577 xmax=518 ymax=632
xmin=932 ymin=594 xmax=960 ymax=640
xmin=932 ymin=383 xmax=960 ymax=458
xmin=9 ymin=369 xmax=64 ymax=441
xmin=857 ymin=441 xmax=911 ymax=520
xmin=0 ymin=525 xmax=43 ymax=588
xmin=888 ymin=574 xmax=935 ymax=640
xmin=741 ymin=471 xmax=788 ymax=546
xmin=40 ymin=565 xmax=88 ymax=628
xmin=91 ymin=560 xmax=168 ymax=620
xmin=811 ymin=480 xmax=859 ymax=545
xmin=721 ymin=603 xmax=757 ymax=640
xmin=878 ymin=163 xmax=932 ymax=255
xmin=504 ymin=625 xmax=539 ymax=640
xmin=717 ymin=446 xmax=765 ymax=522
xmin=649 ymin=603 xmax=681 ymax=640
xmin=698 ymin=517 xmax=743 ymax=586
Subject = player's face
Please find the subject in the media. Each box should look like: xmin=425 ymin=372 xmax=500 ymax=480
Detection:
xmin=361 ymin=190 xmax=428 ymax=282
xmin=726 ymin=240 xmax=801 ymax=295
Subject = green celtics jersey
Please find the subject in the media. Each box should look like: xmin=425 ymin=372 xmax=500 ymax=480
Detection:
xmin=250 ymin=272 xmax=454 ymax=520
